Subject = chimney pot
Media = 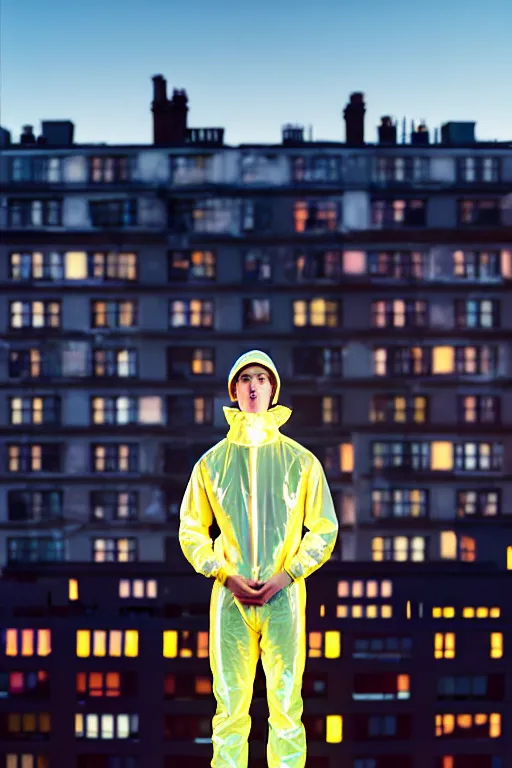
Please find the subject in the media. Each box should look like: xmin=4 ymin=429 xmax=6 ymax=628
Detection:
xmin=343 ymin=92 xmax=366 ymax=145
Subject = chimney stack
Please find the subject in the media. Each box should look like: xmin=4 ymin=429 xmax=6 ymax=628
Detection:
xmin=151 ymin=75 xmax=189 ymax=145
xmin=343 ymin=92 xmax=366 ymax=145
xmin=20 ymin=125 xmax=36 ymax=145
xmin=378 ymin=116 xmax=397 ymax=145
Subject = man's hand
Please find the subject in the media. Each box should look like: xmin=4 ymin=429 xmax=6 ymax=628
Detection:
xmin=225 ymin=572 xmax=292 ymax=606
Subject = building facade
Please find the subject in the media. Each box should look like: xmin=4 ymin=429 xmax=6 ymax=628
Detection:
xmin=0 ymin=562 xmax=510 ymax=768
xmin=0 ymin=76 xmax=512 ymax=570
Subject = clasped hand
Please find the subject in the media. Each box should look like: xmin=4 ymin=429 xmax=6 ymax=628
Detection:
xmin=225 ymin=572 xmax=292 ymax=606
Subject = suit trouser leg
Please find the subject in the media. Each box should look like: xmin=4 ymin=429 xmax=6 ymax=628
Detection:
xmin=210 ymin=580 xmax=260 ymax=768
xmin=260 ymin=579 xmax=307 ymax=768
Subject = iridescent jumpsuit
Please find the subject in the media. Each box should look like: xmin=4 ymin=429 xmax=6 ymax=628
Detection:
xmin=179 ymin=350 xmax=339 ymax=768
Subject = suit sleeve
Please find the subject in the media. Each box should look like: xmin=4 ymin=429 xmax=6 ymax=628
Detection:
xmin=285 ymin=458 xmax=339 ymax=581
xmin=179 ymin=461 xmax=235 ymax=585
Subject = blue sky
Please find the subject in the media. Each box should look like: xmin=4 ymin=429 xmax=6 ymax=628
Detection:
xmin=2 ymin=0 xmax=511 ymax=146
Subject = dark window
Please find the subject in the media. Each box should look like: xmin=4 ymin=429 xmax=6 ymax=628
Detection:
xmin=292 ymin=155 xmax=341 ymax=182
xmin=353 ymin=673 xmax=411 ymax=701
xmin=373 ymin=156 xmax=429 ymax=183
xmin=436 ymin=758 xmax=501 ymax=768
xmin=0 ymin=669 xmax=50 ymax=698
xmin=90 ymin=491 xmax=138 ymax=521
xmin=292 ymin=347 xmax=343 ymax=377
xmin=164 ymin=714 xmax=211 ymax=741
xmin=291 ymin=395 xmax=342 ymax=427
xmin=371 ymin=489 xmax=428 ymax=518
xmin=368 ymin=250 xmax=426 ymax=279
xmin=8 ymin=537 xmax=64 ymax=563
xmin=242 ymin=199 xmax=273 ymax=231
xmin=8 ymin=199 xmax=62 ymax=227
xmin=459 ymin=199 xmax=501 ymax=226
xmin=171 ymin=154 xmax=213 ymax=184
xmin=243 ymin=249 xmax=272 ymax=282
xmin=459 ymin=156 xmax=500 ymax=183
xmin=168 ymin=250 xmax=216 ymax=282
xmin=168 ymin=396 xmax=214 ymax=427
xmin=89 ymin=199 xmax=137 ymax=227
xmin=78 ymin=757 xmax=139 ymax=768
xmin=293 ymin=250 xmax=343 ymax=281
xmin=243 ymin=298 xmax=271 ymax=326
xmin=164 ymin=445 xmax=211 ymax=475
xmin=437 ymin=675 xmax=504 ymax=701
xmin=0 ymin=711 xmax=51 ymax=739
xmin=371 ymin=199 xmax=426 ymax=228
xmin=8 ymin=490 xmax=63 ymax=521
xmin=371 ymin=441 xmax=430 ymax=471
xmin=352 ymin=636 xmax=412 ymax=660
xmin=10 ymin=156 xmax=33 ymax=181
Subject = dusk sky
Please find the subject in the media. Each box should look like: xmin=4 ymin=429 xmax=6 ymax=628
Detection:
xmin=2 ymin=0 xmax=511 ymax=146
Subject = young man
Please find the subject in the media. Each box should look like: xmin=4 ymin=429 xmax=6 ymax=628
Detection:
xmin=179 ymin=350 xmax=338 ymax=768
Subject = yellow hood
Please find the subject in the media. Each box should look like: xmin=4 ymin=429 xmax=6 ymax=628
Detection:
xmin=227 ymin=350 xmax=281 ymax=406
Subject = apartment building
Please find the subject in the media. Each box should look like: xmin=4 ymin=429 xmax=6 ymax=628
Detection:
xmin=0 ymin=77 xmax=511 ymax=569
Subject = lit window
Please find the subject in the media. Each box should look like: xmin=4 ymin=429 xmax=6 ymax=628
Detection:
xmin=508 ymin=546 xmax=512 ymax=570
xmin=431 ymin=442 xmax=453 ymax=471
xmin=434 ymin=632 xmax=456 ymax=659
xmin=69 ymin=579 xmax=79 ymax=601
xmin=308 ymin=632 xmax=322 ymax=658
xmin=432 ymin=346 xmax=455 ymax=374
xmin=340 ymin=443 xmax=354 ymax=473
xmin=326 ymin=714 xmax=343 ymax=743
xmin=138 ymin=396 xmax=162 ymax=424
xmin=324 ymin=631 xmax=341 ymax=659
xmin=163 ymin=630 xmax=178 ymax=658
xmin=3 ymin=629 xmax=51 ymax=657
xmin=343 ymin=250 xmax=365 ymax=273
xmin=65 ymin=252 xmax=87 ymax=279
xmin=440 ymin=531 xmax=457 ymax=559
xmin=490 ymin=632 xmax=503 ymax=659
xmin=432 ymin=607 xmax=455 ymax=619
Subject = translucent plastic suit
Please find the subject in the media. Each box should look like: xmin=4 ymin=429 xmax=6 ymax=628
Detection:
xmin=179 ymin=351 xmax=339 ymax=768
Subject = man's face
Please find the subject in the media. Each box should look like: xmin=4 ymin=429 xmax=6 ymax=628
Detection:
xmin=235 ymin=365 xmax=274 ymax=414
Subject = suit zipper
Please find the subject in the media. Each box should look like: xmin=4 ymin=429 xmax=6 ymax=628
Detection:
xmin=249 ymin=445 xmax=260 ymax=581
